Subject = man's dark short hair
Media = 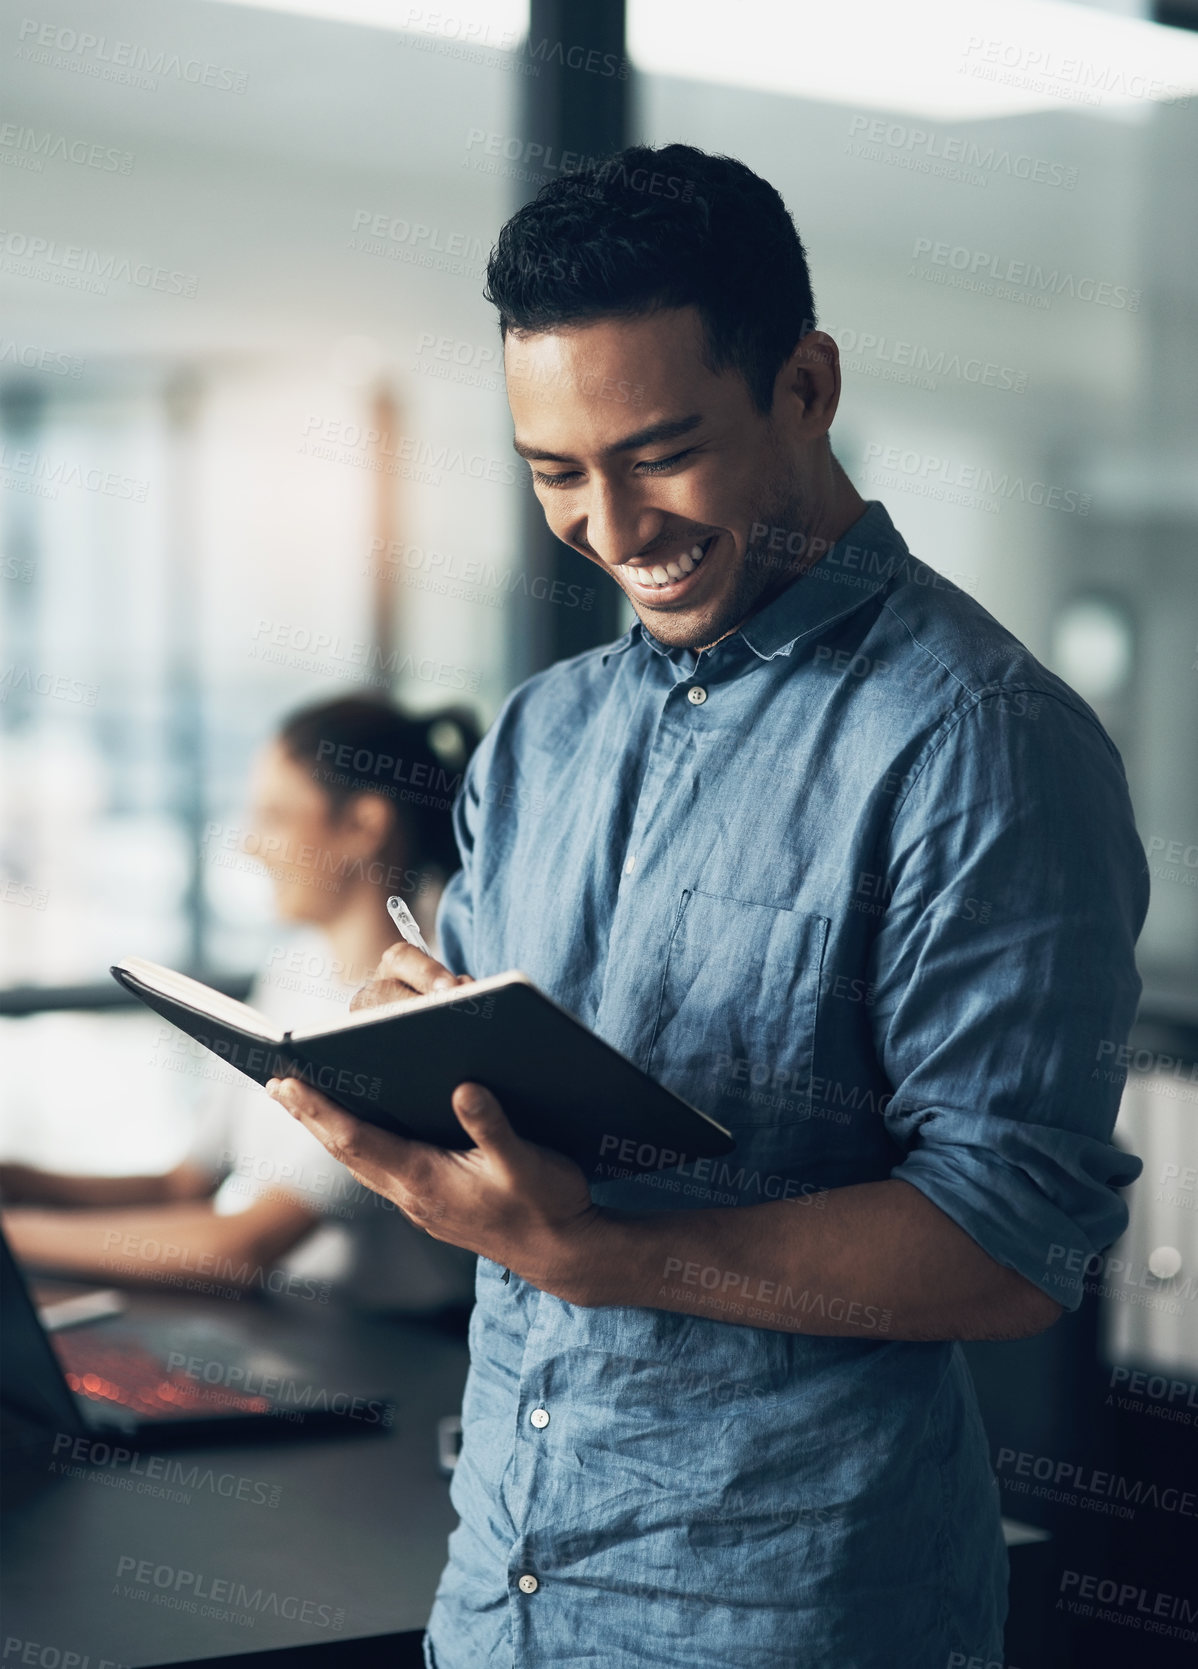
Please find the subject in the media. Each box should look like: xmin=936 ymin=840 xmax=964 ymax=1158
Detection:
xmin=484 ymin=143 xmax=817 ymax=414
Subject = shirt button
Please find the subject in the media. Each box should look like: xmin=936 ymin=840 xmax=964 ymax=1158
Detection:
xmin=529 ymin=1406 xmax=550 ymax=1429
xmin=687 ymin=685 xmax=707 ymax=705
xmin=624 ymin=855 xmax=636 ymax=875
xmin=517 ymin=1574 xmax=539 ymax=1595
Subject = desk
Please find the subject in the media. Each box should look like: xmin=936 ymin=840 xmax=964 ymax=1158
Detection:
xmin=2 ymin=1291 xmax=1057 ymax=1669
xmin=1 ymin=1288 xmax=469 ymax=1667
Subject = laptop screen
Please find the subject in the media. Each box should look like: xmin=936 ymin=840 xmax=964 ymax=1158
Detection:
xmin=0 ymin=1224 xmax=88 ymax=1440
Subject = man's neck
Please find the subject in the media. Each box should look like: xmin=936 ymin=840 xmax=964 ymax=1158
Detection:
xmin=693 ymin=475 xmax=870 ymax=655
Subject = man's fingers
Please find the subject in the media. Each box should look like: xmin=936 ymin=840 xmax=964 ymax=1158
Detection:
xmin=267 ymin=1078 xmax=358 ymax=1143
xmin=377 ymin=941 xmax=454 ymax=989
xmin=351 ymin=967 xmax=473 ymax=1013
xmin=266 ymin=1077 xmax=429 ymax=1189
xmin=350 ymin=943 xmax=469 ymax=1012
xmin=349 ymin=977 xmax=414 ymax=1013
xmin=451 ymin=1082 xmax=522 ymax=1167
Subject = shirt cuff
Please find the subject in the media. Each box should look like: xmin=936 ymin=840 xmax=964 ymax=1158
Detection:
xmin=888 ymin=1105 xmax=1143 ymax=1311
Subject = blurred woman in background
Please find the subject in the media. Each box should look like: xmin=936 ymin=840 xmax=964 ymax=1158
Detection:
xmin=1 ymin=695 xmax=481 ymax=1319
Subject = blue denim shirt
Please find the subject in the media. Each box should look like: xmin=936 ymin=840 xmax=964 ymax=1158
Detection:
xmin=424 ymin=500 xmax=1148 ymax=1669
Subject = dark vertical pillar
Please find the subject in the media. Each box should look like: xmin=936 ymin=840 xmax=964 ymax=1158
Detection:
xmin=369 ymin=383 xmax=402 ymax=671
xmin=511 ymin=0 xmax=630 ymax=681
xmin=164 ymin=371 xmax=206 ymax=971
xmin=0 ymin=384 xmax=44 ymax=735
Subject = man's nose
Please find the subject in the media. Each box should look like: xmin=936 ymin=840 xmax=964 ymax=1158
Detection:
xmin=580 ymin=482 xmax=661 ymax=568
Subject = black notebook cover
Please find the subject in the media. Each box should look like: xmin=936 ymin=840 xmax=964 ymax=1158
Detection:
xmin=111 ymin=959 xmax=734 ymax=1176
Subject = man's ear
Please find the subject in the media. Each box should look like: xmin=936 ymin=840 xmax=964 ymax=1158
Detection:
xmin=776 ymin=329 xmax=842 ymax=438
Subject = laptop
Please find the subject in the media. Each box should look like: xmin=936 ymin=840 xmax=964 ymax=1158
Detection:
xmin=0 ymin=1225 xmax=394 ymax=1448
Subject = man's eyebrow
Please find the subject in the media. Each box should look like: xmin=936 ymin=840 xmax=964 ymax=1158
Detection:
xmin=511 ymin=414 xmax=705 ymax=464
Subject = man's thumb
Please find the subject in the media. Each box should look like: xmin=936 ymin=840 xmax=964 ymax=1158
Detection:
xmin=452 ymin=1082 xmax=517 ymax=1157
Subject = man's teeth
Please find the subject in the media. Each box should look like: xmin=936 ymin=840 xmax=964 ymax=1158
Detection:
xmin=629 ymin=541 xmax=709 ymax=591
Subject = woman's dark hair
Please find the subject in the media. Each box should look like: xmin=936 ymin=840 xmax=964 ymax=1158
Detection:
xmin=484 ymin=143 xmax=817 ymax=414
xmin=276 ymin=696 xmax=481 ymax=888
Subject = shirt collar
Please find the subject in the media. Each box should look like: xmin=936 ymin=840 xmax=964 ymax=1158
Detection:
xmin=600 ymin=500 xmax=907 ymax=668
xmin=738 ymin=499 xmax=907 ymax=660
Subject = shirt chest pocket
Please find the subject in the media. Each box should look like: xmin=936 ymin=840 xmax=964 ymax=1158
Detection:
xmin=647 ymin=889 xmax=829 ymax=1126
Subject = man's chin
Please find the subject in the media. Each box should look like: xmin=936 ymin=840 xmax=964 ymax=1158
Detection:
xmin=620 ymin=547 xmax=766 ymax=649
xmin=628 ymin=599 xmax=737 ymax=650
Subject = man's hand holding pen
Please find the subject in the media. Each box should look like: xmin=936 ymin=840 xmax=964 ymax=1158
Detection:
xmin=347 ymin=935 xmax=473 ymax=1010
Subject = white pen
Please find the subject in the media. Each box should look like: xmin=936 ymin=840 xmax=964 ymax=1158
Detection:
xmin=386 ymin=894 xmax=512 ymax=1286
xmin=386 ymin=893 xmax=434 ymax=958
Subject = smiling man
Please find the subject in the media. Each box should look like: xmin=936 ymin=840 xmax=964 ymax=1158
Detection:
xmin=267 ymin=145 xmax=1149 ymax=1667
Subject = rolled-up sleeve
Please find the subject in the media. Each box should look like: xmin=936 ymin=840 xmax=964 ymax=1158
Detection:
xmin=870 ymin=687 xmax=1150 ymax=1310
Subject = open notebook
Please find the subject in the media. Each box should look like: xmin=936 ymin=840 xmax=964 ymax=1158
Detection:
xmin=111 ymin=957 xmax=734 ymax=1175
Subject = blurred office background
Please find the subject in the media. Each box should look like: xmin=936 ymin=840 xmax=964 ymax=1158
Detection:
xmin=1 ymin=0 xmax=1196 ymax=1661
